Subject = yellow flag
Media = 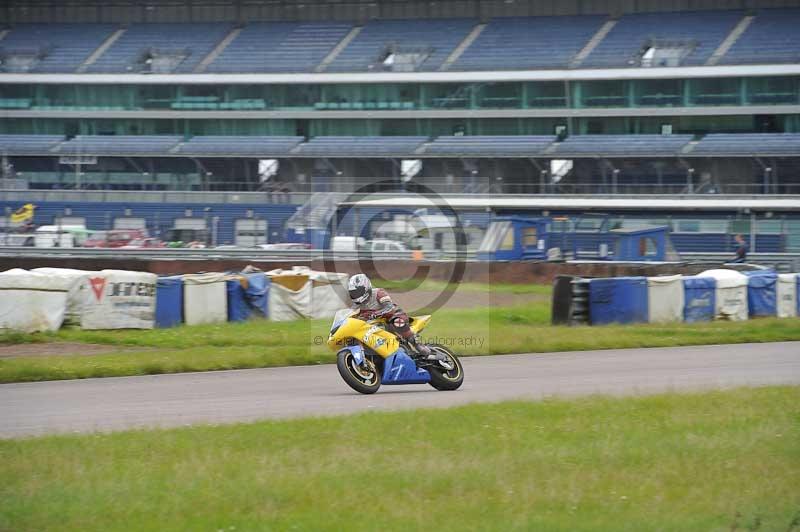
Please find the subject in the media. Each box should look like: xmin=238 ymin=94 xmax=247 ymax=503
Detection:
xmin=10 ymin=203 xmax=35 ymax=223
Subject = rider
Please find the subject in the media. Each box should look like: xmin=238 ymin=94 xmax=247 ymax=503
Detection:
xmin=347 ymin=273 xmax=442 ymax=361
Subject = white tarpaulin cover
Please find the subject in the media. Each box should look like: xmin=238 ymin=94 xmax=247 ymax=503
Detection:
xmin=0 ymin=268 xmax=72 ymax=332
xmin=699 ymin=269 xmax=749 ymax=321
xmin=266 ymin=269 xmax=312 ymax=321
xmin=268 ymin=278 xmax=312 ymax=321
xmin=80 ymin=269 xmax=156 ymax=329
xmin=777 ymin=273 xmax=798 ymax=318
xmin=647 ymin=275 xmax=685 ymax=323
xmin=183 ymin=272 xmax=228 ymax=325
xmin=290 ymin=267 xmax=349 ymax=319
xmin=32 ymin=267 xmax=98 ymax=325
xmin=265 ymin=267 xmax=350 ymax=321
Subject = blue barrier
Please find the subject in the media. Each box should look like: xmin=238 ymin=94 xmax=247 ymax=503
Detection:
xmin=589 ymin=277 xmax=648 ymax=325
xmin=155 ymin=275 xmax=184 ymax=328
xmin=744 ymin=271 xmax=778 ymax=317
xmin=226 ymin=273 xmax=270 ymax=322
xmin=683 ymin=276 xmax=716 ymax=323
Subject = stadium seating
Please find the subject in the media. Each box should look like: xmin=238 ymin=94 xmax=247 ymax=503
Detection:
xmin=583 ymin=11 xmax=743 ymax=68
xmin=326 ymin=18 xmax=476 ymax=72
xmin=0 ymin=134 xmax=64 ymax=154
xmin=423 ymin=136 xmax=555 ymax=156
xmin=56 ymin=136 xmax=183 ymax=155
xmin=86 ymin=23 xmax=231 ymax=73
xmin=720 ymin=8 xmax=800 ymax=65
xmin=295 ymin=137 xmax=428 ymax=157
xmin=453 ymin=16 xmax=606 ymax=70
xmin=0 ymin=24 xmax=116 ymax=73
xmin=175 ymin=136 xmax=304 ymax=156
xmin=690 ymin=133 xmax=800 ymax=156
xmin=207 ymin=22 xmax=353 ymax=73
xmin=550 ymin=135 xmax=693 ymax=157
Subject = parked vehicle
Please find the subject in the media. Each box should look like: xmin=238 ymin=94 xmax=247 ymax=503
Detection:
xmin=83 ymin=229 xmax=149 ymax=248
xmin=119 ymin=238 xmax=166 ymax=249
xmin=34 ymin=225 xmax=89 ymax=248
xmin=365 ymin=239 xmax=408 ymax=252
xmin=256 ymin=243 xmax=313 ymax=251
xmin=330 ymin=236 xmax=366 ymax=251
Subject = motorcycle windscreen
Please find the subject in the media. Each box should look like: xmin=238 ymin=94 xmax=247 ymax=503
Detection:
xmin=381 ymin=351 xmax=431 ymax=385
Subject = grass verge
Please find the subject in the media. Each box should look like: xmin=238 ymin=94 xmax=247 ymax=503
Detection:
xmin=2 ymin=295 xmax=800 ymax=383
xmin=1 ymin=386 xmax=798 ymax=531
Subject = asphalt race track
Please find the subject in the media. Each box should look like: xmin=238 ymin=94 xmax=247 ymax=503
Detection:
xmin=1 ymin=342 xmax=798 ymax=438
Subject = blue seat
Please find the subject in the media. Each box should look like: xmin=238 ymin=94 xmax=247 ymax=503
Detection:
xmin=423 ymin=136 xmax=555 ymax=156
xmin=207 ymin=22 xmax=352 ymax=73
xmin=583 ymin=10 xmax=743 ymax=68
xmin=691 ymin=134 xmax=800 ymax=156
xmin=454 ymin=15 xmax=606 ymax=70
xmin=86 ymin=23 xmax=232 ymax=73
xmin=327 ymin=18 xmax=475 ymax=72
xmin=721 ymin=8 xmax=800 ymax=65
xmin=0 ymin=23 xmax=117 ymax=72
xmin=551 ymin=135 xmax=693 ymax=157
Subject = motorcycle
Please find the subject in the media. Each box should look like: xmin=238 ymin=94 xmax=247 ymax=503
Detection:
xmin=327 ymin=309 xmax=464 ymax=394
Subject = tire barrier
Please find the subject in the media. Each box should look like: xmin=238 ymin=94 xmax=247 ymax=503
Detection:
xmin=1 ymin=266 xmax=349 ymax=332
xmin=556 ymin=270 xmax=800 ymax=326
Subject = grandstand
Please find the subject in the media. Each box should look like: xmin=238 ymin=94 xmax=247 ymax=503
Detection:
xmin=0 ymin=0 xmax=799 ymax=252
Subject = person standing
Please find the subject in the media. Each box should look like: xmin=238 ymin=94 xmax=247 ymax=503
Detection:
xmin=731 ymin=234 xmax=748 ymax=263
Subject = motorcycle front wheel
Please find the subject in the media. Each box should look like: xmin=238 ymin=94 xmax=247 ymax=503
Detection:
xmin=426 ymin=344 xmax=464 ymax=391
xmin=337 ymin=351 xmax=381 ymax=394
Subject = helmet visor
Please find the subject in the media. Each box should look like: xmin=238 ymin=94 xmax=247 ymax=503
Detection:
xmin=349 ymin=286 xmax=368 ymax=303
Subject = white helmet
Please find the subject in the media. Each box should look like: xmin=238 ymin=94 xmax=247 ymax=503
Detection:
xmin=348 ymin=274 xmax=372 ymax=304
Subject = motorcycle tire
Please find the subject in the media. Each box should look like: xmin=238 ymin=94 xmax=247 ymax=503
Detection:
xmin=337 ymin=351 xmax=381 ymax=395
xmin=426 ymin=344 xmax=464 ymax=391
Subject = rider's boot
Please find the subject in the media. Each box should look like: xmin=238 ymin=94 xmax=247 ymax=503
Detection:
xmin=408 ymin=335 xmax=445 ymax=362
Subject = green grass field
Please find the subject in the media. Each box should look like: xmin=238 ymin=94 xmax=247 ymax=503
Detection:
xmin=2 ymin=282 xmax=800 ymax=383
xmin=1 ymin=386 xmax=798 ymax=531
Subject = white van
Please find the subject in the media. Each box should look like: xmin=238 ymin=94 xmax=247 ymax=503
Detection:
xmin=331 ymin=236 xmax=366 ymax=251
xmin=34 ymin=225 xmax=87 ymax=248
xmin=366 ymin=239 xmax=408 ymax=252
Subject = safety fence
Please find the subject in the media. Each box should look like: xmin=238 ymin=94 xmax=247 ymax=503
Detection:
xmin=0 ymin=266 xmax=350 ymax=333
xmin=552 ymin=269 xmax=800 ymax=326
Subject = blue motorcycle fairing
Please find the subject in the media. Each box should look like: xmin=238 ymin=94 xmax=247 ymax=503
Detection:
xmin=381 ymin=349 xmax=431 ymax=385
xmin=339 ymin=344 xmax=366 ymax=365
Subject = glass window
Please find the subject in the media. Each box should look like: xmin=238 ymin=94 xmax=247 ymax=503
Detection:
xmin=521 ymin=227 xmax=538 ymax=247
xmin=499 ymin=226 xmax=515 ymax=251
xmin=478 ymin=221 xmax=511 ymax=253
xmin=756 ymin=220 xmax=783 ymax=234
xmin=640 ymin=237 xmax=658 ymax=257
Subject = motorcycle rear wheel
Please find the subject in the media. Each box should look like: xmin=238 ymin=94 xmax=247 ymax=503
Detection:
xmin=337 ymin=351 xmax=381 ymax=394
xmin=426 ymin=344 xmax=464 ymax=391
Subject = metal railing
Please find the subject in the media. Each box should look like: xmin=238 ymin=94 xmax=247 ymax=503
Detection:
xmin=0 ymin=246 xmax=472 ymax=261
xmin=1 ymin=246 xmax=797 ymax=270
xmin=3 ymin=188 xmax=800 ymax=205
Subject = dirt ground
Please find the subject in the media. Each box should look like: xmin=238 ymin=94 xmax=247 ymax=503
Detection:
xmin=0 ymin=343 xmax=149 ymax=359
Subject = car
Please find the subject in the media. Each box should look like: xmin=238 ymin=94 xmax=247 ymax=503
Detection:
xmin=330 ymin=236 xmax=366 ymax=251
xmin=119 ymin=238 xmax=166 ymax=249
xmin=83 ymin=229 xmax=149 ymax=248
xmin=256 ymin=242 xmax=313 ymax=250
xmin=365 ymin=239 xmax=409 ymax=252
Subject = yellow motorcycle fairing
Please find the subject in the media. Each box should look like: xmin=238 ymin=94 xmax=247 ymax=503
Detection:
xmin=327 ymin=314 xmax=432 ymax=359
